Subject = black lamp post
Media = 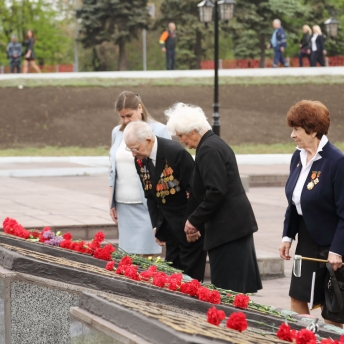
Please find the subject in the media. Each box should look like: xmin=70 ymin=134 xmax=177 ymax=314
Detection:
xmin=324 ymin=17 xmax=339 ymax=38
xmin=197 ymin=0 xmax=236 ymax=136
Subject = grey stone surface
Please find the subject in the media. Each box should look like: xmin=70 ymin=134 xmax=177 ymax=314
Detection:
xmin=10 ymin=281 xmax=79 ymax=344
xmin=0 ymin=278 xmax=4 ymax=344
xmin=70 ymin=319 xmax=122 ymax=344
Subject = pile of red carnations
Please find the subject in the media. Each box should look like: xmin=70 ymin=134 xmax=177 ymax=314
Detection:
xmin=206 ymin=306 xmax=344 ymax=344
xmin=105 ymin=257 xmax=222 ymax=304
xmin=2 ymin=217 xmax=115 ymax=261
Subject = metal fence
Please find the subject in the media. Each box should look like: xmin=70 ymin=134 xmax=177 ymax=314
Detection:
xmin=0 ymin=64 xmax=74 ymax=73
xmin=201 ymin=56 xmax=344 ymax=69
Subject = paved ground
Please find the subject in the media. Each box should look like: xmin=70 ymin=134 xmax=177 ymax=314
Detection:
xmin=0 ymin=163 xmax=321 ymax=317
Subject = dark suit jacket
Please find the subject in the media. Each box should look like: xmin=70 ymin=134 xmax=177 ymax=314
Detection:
xmin=134 ymin=137 xmax=195 ymax=241
xmin=187 ymin=131 xmax=258 ymax=251
xmin=283 ymin=142 xmax=344 ymax=255
xmin=312 ymin=35 xmax=325 ymax=53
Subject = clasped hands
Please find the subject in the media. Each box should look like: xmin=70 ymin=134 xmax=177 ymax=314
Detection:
xmin=184 ymin=220 xmax=201 ymax=242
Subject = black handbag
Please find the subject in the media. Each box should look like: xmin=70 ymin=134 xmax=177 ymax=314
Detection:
xmin=321 ymin=262 xmax=344 ymax=323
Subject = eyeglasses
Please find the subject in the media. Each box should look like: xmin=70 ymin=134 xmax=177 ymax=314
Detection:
xmin=125 ymin=145 xmax=140 ymax=153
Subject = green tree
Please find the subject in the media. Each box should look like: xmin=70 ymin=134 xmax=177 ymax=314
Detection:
xmin=159 ymin=0 xmax=213 ymax=69
xmin=77 ymin=0 xmax=150 ymax=71
xmin=230 ymin=0 xmax=308 ymax=67
xmin=0 ymin=0 xmax=72 ymax=66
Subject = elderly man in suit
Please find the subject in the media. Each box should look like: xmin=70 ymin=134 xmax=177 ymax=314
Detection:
xmin=123 ymin=121 xmax=206 ymax=281
xmin=166 ymin=103 xmax=262 ymax=293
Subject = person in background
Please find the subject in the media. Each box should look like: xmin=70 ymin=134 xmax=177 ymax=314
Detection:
xmin=279 ymin=100 xmax=344 ymax=327
xmin=299 ymin=25 xmax=312 ymax=67
xmin=159 ymin=23 xmax=177 ymax=70
xmin=311 ymin=25 xmax=326 ymax=67
xmin=123 ymin=121 xmax=207 ymax=281
xmin=267 ymin=19 xmax=289 ymax=68
xmin=166 ymin=103 xmax=262 ymax=293
xmin=6 ymin=34 xmax=22 ymax=73
xmin=109 ymin=91 xmax=171 ymax=257
xmin=23 ymin=30 xmax=41 ymax=73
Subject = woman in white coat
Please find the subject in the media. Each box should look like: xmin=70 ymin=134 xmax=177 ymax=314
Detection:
xmin=109 ymin=91 xmax=171 ymax=255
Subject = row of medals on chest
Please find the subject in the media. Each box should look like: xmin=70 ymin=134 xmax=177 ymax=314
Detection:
xmin=307 ymin=171 xmax=321 ymax=190
xmin=156 ymin=166 xmax=181 ymax=203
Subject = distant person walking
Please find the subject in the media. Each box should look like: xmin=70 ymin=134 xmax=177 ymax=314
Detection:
xmin=311 ymin=25 xmax=326 ymax=67
xmin=6 ymin=34 xmax=22 ymax=73
xmin=159 ymin=23 xmax=176 ymax=70
xmin=299 ymin=25 xmax=312 ymax=67
xmin=267 ymin=19 xmax=288 ymax=68
xmin=23 ymin=30 xmax=41 ymax=74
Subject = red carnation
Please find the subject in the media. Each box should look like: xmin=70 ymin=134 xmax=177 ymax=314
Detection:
xmin=60 ymin=239 xmax=72 ymax=250
xmin=180 ymin=279 xmax=201 ymax=297
xmin=94 ymin=231 xmax=105 ymax=243
xmin=119 ymin=256 xmax=133 ymax=267
xmin=124 ymin=265 xmax=140 ymax=281
xmin=63 ymin=232 xmax=72 ymax=240
xmin=226 ymin=312 xmax=248 ymax=332
xmin=321 ymin=340 xmax=339 ymax=344
xmin=340 ymin=336 xmax=344 ymax=343
xmin=209 ymin=290 xmax=221 ymax=304
xmin=152 ymin=272 xmax=168 ymax=288
xmin=233 ymin=294 xmax=250 ymax=309
xmin=93 ymin=247 xmax=112 ymax=261
xmin=140 ymin=266 xmax=157 ymax=281
xmin=167 ymin=273 xmax=183 ymax=291
xmin=197 ymin=287 xmax=212 ymax=302
xmin=88 ymin=239 xmax=101 ymax=251
xmin=30 ymin=231 xmax=40 ymax=238
xmin=105 ymin=261 xmax=115 ymax=271
xmin=116 ymin=265 xmax=126 ymax=275
xmin=206 ymin=306 xmax=226 ymax=326
xmin=295 ymin=329 xmax=317 ymax=344
xmin=276 ymin=323 xmax=294 ymax=342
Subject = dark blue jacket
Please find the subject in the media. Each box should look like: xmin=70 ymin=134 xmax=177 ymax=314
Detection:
xmin=6 ymin=42 xmax=22 ymax=64
xmin=271 ymin=27 xmax=287 ymax=50
xmin=283 ymin=142 xmax=344 ymax=255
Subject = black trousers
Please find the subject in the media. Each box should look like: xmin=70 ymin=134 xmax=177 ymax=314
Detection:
xmin=166 ymin=49 xmax=176 ymax=70
xmin=311 ymin=51 xmax=325 ymax=67
xmin=162 ymin=221 xmax=206 ymax=282
xmin=299 ymin=51 xmax=311 ymax=67
xmin=10 ymin=63 xmax=21 ymax=73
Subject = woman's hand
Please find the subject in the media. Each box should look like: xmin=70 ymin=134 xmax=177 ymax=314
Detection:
xmin=110 ymin=207 xmax=118 ymax=225
xmin=279 ymin=242 xmax=292 ymax=260
xmin=184 ymin=220 xmax=198 ymax=235
xmin=328 ymin=252 xmax=343 ymax=271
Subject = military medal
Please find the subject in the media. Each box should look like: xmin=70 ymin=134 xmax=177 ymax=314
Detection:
xmin=307 ymin=171 xmax=321 ymax=190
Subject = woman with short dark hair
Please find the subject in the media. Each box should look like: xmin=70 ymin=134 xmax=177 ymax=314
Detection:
xmin=280 ymin=100 xmax=344 ymax=327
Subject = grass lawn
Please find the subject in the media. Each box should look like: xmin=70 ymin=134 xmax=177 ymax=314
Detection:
xmin=1 ymin=75 xmax=344 ymax=88
xmin=1 ymin=142 xmax=343 ymax=156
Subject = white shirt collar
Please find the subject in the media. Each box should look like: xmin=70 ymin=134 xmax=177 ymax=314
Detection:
xmin=149 ymin=136 xmax=158 ymax=165
xmin=298 ymin=135 xmax=328 ymax=167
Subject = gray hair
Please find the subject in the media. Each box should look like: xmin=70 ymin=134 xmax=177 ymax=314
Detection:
xmin=273 ymin=19 xmax=281 ymax=26
xmin=165 ymin=103 xmax=211 ymax=135
xmin=123 ymin=121 xmax=155 ymax=144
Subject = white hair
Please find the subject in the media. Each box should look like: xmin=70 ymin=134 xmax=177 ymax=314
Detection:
xmin=123 ymin=121 xmax=155 ymax=144
xmin=165 ymin=103 xmax=211 ymax=135
xmin=273 ymin=19 xmax=281 ymax=26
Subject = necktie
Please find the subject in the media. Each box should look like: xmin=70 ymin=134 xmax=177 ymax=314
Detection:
xmin=147 ymin=158 xmax=155 ymax=178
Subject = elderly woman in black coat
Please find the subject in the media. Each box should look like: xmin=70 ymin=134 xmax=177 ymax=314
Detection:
xmin=166 ymin=103 xmax=262 ymax=293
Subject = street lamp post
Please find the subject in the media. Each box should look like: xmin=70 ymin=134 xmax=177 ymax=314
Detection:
xmin=324 ymin=17 xmax=339 ymax=38
xmin=197 ymin=0 xmax=235 ymax=136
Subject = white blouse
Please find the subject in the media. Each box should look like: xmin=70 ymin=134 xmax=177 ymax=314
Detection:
xmin=115 ymin=139 xmax=142 ymax=204
xmin=311 ymin=34 xmax=318 ymax=52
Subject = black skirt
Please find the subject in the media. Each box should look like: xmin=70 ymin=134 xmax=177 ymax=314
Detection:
xmin=208 ymin=233 xmax=262 ymax=293
xmin=289 ymin=217 xmax=329 ymax=303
